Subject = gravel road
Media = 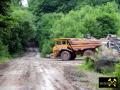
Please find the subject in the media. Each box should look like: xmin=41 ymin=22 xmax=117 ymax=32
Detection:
xmin=0 ymin=52 xmax=84 ymax=90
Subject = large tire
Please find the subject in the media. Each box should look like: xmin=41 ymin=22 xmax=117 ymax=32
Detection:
xmin=83 ymin=50 xmax=94 ymax=57
xmin=61 ymin=51 xmax=71 ymax=60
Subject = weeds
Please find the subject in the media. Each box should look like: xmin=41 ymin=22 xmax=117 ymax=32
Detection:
xmin=79 ymin=57 xmax=95 ymax=71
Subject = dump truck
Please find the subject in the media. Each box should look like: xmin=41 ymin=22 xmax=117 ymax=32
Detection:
xmin=51 ymin=38 xmax=101 ymax=60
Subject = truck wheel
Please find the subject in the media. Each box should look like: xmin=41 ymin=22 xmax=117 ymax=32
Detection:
xmin=83 ymin=50 xmax=94 ymax=57
xmin=61 ymin=51 xmax=71 ymax=60
xmin=71 ymin=53 xmax=76 ymax=60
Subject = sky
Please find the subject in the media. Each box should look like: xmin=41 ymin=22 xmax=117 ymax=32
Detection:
xmin=21 ymin=0 xmax=28 ymax=7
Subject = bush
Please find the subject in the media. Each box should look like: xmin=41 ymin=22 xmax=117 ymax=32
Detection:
xmin=0 ymin=41 xmax=10 ymax=62
xmin=79 ymin=57 xmax=95 ymax=70
xmin=85 ymin=58 xmax=95 ymax=69
xmin=36 ymin=13 xmax=63 ymax=52
xmin=41 ymin=40 xmax=54 ymax=57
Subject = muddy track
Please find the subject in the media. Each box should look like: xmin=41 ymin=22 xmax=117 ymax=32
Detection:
xmin=0 ymin=52 xmax=84 ymax=90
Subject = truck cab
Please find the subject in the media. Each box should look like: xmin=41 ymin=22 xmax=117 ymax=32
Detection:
xmin=52 ymin=38 xmax=73 ymax=60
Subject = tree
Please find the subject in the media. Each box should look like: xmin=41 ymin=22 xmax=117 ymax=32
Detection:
xmin=76 ymin=0 xmax=114 ymax=9
xmin=0 ymin=0 xmax=11 ymax=58
xmin=0 ymin=0 xmax=36 ymax=56
xmin=0 ymin=0 xmax=11 ymax=15
xmin=8 ymin=8 xmax=35 ymax=54
xmin=29 ymin=0 xmax=77 ymax=15
xmin=52 ymin=2 xmax=119 ymax=38
xmin=36 ymin=13 xmax=63 ymax=51
xmin=11 ymin=0 xmax=22 ymax=6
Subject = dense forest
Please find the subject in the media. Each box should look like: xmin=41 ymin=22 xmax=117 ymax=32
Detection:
xmin=1 ymin=0 xmax=120 ymax=58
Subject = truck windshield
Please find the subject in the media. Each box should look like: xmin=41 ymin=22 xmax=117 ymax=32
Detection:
xmin=56 ymin=41 xmax=61 ymax=45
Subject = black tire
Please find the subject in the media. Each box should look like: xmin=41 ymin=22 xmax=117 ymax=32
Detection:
xmin=83 ymin=50 xmax=94 ymax=57
xmin=70 ymin=53 xmax=76 ymax=60
xmin=61 ymin=51 xmax=71 ymax=60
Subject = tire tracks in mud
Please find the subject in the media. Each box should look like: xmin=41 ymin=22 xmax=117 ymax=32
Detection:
xmin=0 ymin=52 xmax=83 ymax=90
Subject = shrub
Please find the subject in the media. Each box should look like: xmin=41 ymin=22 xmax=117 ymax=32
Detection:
xmin=79 ymin=57 xmax=95 ymax=70
xmin=85 ymin=58 xmax=95 ymax=69
xmin=36 ymin=13 xmax=63 ymax=52
xmin=0 ymin=41 xmax=10 ymax=60
xmin=41 ymin=40 xmax=54 ymax=57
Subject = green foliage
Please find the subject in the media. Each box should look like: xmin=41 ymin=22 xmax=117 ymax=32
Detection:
xmin=51 ymin=10 xmax=84 ymax=38
xmin=11 ymin=8 xmax=35 ymax=44
xmin=29 ymin=0 xmax=77 ymax=15
xmin=52 ymin=2 xmax=119 ymax=38
xmin=37 ymin=13 xmax=63 ymax=52
xmin=0 ymin=7 xmax=35 ymax=54
xmin=41 ymin=40 xmax=54 ymax=57
xmin=29 ymin=0 xmax=117 ymax=14
xmin=0 ymin=0 xmax=36 ymax=59
xmin=8 ymin=8 xmax=35 ymax=54
xmin=0 ymin=41 xmax=9 ymax=58
xmin=0 ymin=0 xmax=11 ymax=15
xmin=79 ymin=58 xmax=94 ymax=70
xmin=85 ymin=58 xmax=94 ymax=69
xmin=0 ymin=40 xmax=10 ymax=63
xmin=11 ymin=0 xmax=22 ymax=6
xmin=76 ymin=0 xmax=114 ymax=9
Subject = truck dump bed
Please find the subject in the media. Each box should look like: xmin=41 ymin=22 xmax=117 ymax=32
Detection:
xmin=69 ymin=39 xmax=101 ymax=50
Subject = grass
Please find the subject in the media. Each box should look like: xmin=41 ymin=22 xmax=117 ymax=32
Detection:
xmin=0 ymin=51 xmax=24 ymax=64
xmin=78 ymin=58 xmax=115 ymax=75
xmin=79 ymin=58 xmax=95 ymax=71
xmin=0 ymin=57 xmax=10 ymax=64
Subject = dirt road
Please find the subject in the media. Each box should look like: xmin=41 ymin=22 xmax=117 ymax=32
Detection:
xmin=0 ymin=52 xmax=83 ymax=90
xmin=0 ymin=51 xmax=107 ymax=90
